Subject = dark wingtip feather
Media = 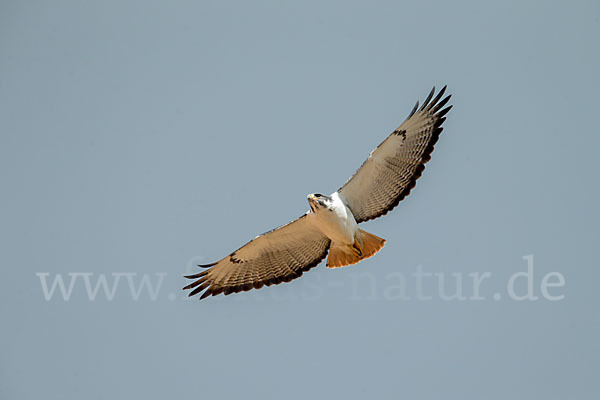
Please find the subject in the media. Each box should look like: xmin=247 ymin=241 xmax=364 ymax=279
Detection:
xmin=198 ymin=262 xmax=217 ymax=269
xmin=182 ymin=277 xmax=207 ymax=291
xmin=431 ymin=94 xmax=451 ymax=114
xmin=188 ymin=282 xmax=207 ymax=297
xmin=408 ymin=100 xmax=419 ymax=118
xmin=437 ymin=104 xmax=453 ymax=118
xmin=420 ymin=86 xmax=436 ymax=111
xmin=427 ymin=86 xmax=447 ymax=111
xmin=199 ymin=290 xmax=212 ymax=300
xmin=184 ymin=270 xmax=208 ymax=280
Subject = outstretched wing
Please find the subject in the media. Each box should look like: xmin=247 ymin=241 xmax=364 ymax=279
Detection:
xmin=183 ymin=214 xmax=330 ymax=300
xmin=337 ymin=86 xmax=452 ymax=223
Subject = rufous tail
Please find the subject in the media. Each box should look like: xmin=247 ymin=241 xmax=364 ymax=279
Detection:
xmin=326 ymin=229 xmax=386 ymax=268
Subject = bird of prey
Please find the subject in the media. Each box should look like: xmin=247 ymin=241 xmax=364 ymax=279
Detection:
xmin=184 ymin=86 xmax=452 ymax=300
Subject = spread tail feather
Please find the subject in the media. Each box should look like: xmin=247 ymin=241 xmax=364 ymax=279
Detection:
xmin=361 ymin=229 xmax=386 ymax=258
xmin=326 ymin=229 xmax=386 ymax=268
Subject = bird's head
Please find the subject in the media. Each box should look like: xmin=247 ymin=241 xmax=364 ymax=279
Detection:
xmin=307 ymin=193 xmax=332 ymax=212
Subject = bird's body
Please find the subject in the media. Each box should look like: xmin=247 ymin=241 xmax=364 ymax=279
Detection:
xmin=306 ymin=192 xmax=385 ymax=267
xmin=307 ymin=192 xmax=357 ymax=247
xmin=184 ymin=86 xmax=453 ymax=300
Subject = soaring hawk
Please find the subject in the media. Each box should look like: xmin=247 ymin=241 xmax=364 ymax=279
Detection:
xmin=184 ymin=86 xmax=452 ymax=300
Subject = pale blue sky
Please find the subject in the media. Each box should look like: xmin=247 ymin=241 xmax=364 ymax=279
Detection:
xmin=1 ymin=1 xmax=599 ymax=399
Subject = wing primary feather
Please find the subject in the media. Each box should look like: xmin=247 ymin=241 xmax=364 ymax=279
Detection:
xmin=427 ymin=86 xmax=447 ymax=110
xmin=437 ymin=105 xmax=453 ymax=118
xmin=184 ymin=270 xmax=208 ymax=279
xmin=420 ymin=86 xmax=435 ymax=110
xmin=189 ymin=281 xmax=210 ymax=297
xmin=408 ymin=100 xmax=419 ymax=118
xmin=431 ymin=94 xmax=451 ymax=113
xmin=198 ymin=262 xmax=217 ymax=269
xmin=182 ymin=276 xmax=207 ymax=290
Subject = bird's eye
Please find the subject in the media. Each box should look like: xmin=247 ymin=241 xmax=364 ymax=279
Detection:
xmin=315 ymin=193 xmax=322 ymax=197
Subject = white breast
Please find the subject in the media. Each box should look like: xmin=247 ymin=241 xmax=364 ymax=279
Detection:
xmin=309 ymin=192 xmax=358 ymax=245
